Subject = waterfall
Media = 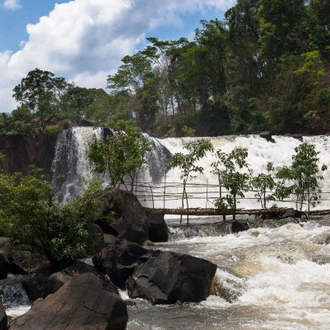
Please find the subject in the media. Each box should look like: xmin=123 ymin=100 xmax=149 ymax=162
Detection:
xmin=52 ymin=130 xmax=330 ymax=210
xmin=52 ymin=126 xmax=103 ymax=203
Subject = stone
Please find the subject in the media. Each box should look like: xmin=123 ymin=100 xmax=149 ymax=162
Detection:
xmin=46 ymin=260 xmax=116 ymax=296
xmin=92 ymin=239 xmax=153 ymax=289
xmin=97 ymin=189 xmax=150 ymax=245
xmin=147 ymin=209 xmax=169 ymax=242
xmin=232 ymin=220 xmax=250 ymax=233
xmin=127 ymin=250 xmax=217 ymax=304
xmin=8 ymin=250 xmax=51 ymax=275
xmin=10 ymin=273 xmax=128 ymax=330
xmin=0 ymin=253 xmax=10 ymax=280
xmin=0 ymin=304 xmax=7 ymax=330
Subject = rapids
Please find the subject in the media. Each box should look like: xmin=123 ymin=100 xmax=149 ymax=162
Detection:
xmin=126 ymin=217 xmax=330 ymax=330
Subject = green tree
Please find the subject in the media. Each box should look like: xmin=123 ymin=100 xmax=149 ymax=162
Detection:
xmin=60 ymin=85 xmax=110 ymax=123
xmin=88 ymin=126 xmax=151 ymax=190
xmin=211 ymin=147 xmax=251 ymax=220
xmin=251 ymin=162 xmax=276 ymax=208
xmin=275 ymin=142 xmax=327 ymax=212
xmin=167 ymin=139 xmax=213 ymax=224
xmin=13 ymin=68 xmax=68 ymax=119
xmin=0 ymin=171 xmax=102 ymax=270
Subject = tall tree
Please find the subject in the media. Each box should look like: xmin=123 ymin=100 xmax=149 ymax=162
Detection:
xmin=13 ymin=68 xmax=67 ymax=119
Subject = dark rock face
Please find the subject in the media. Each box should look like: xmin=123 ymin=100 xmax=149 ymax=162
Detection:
xmin=0 ymin=132 xmax=56 ymax=175
xmin=8 ymin=250 xmax=51 ymax=275
xmin=92 ymin=239 xmax=153 ymax=289
xmin=0 ymin=304 xmax=7 ymax=330
xmin=127 ymin=251 xmax=217 ymax=304
xmin=259 ymin=131 xmax=275 ymax=143
xmin=147 ymin=210 xmax=169 ymax=242
xmin=232 ymin=220 xmax=250 ymax=233
xmin=97 ymin=189 xmax=150 ymax=245
xmin=10 ymin=273 xmax=128 ymax=330
xmin=0 ymin=253 xmax=10 ymax=280
xmin=93 ymin=239 xmax=217 ymax=305
xmin=46 ymin=260 xmax=116 ymax=296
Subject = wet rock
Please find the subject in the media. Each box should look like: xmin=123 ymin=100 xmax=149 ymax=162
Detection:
xmin=22 ymin=274 xmax=48 ymax=302
xmin=232 ymin=220 xmax=250 ymax=233
xmin=92 ymin=239 xmax=153 ymax=289
xmin=0 ymin=304 xmax=7 ymax=330
xmin=10 ymin=273 xmax=128 ymax=330
xmin=147 ymin=209 xmax=169 ymax=242
xmin=0 ymin=253 xmax=10 ymax=280
xmin=97 ymin=189 xmax=149 ymax=245
xmin=127 ymin=250 xmax=217 ymax=304
xmin=46 ymin=260 xmax=115 ymax=296
xmin=259 ymin=131 xmax=275 ymax=143
xmin=8 ymin=250 xmax=51 ymax=275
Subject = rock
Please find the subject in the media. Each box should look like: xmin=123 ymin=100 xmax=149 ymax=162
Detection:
xmin=232 ymin=220 xmax=250 ymax=233
xmin=147 ymin=209 xmax=169 ymax=242
xmin=8 ymin=250 xmax=51 ymax=275
xmin=0 ymin=304 xmax=7 ymax=330
xmin=279 ymin=208 xmax=303 ymax=219
xmin=127 ymin=250 xmax=217 ymax=304
xmin=97 ymin=189 xmax=150 ymax=245
xmin=10 ymin=273 xmax=128 ymax=330
xmin=78 ymin=119 xmax=97 ymax=126
xmin=46 ymin=260 xmax=116 ymax=296
xmin=92 ymin=239 xmax=153 ymax=289
xmin=259 ymin=131 xmax=275 ymax=143
xmin=22 ymin=275 xmax=48 ymax=302
xmin=0 ymin=253 xmax=10 ymax=280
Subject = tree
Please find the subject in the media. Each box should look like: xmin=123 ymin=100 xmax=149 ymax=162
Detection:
xmin=60 ymin=85 xmax=110 ymax=123
xmin=0 ymin=171 xmax=102 ymax=270
xmin=275 ymin=142 xmax=327 ymax=212
xmin=88 ymin=126 xmax=151 ymax=190
xmin=211 ymin=147 xmax=251 ymax=220
xmin=251 ymin=162 xmax=276 ymax=208
xmin=167 ymin=139 xmax=214 ymax=224
xmin=13 ymin=68 xmax=68 ymax=119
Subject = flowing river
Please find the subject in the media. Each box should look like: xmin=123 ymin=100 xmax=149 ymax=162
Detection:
xmin=126 ymin=215 xmax=330 ymax=330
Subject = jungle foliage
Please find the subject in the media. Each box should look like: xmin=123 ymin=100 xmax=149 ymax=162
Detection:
xmin=4 ymin=0 xmax=330 ymax=137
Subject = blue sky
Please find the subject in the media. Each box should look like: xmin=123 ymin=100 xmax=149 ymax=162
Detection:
xmin=0 ymin=0 xmax=236 ymax=113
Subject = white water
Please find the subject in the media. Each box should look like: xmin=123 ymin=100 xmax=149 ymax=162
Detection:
xmin=127 ymin=218 xmax=330 ymax=330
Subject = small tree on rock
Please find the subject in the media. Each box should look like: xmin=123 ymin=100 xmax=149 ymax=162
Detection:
xmin=88 ymin=126 xmax=151 ymax=190
xmin=167 ymin=139 xmax=214 ymax=224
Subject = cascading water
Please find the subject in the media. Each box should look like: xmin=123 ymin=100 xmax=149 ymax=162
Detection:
xmin=49 ymin=129 xmax=330 ymax=329
xmin=52 ymin=126 xmax=104 ymax=203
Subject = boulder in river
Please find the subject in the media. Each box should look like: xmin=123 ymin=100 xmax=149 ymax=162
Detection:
xmin=10 ymin=273 xmax=128 ymax=330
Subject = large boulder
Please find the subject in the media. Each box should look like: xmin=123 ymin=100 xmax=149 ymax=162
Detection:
xmin=92 ymin=239 xmax=153 ymax=289
xmin=147 ymin=209 xmax=169 ymax=242
xmin=0 ymin=252 xmax=10 ymax=280
xmin=10 ymin=273 xmax=128 ymax=330
xmin=97 ymin=189 xmax=150 ymax=245
xmin=46 ymin=260 xmax=114 ymax=296
xmin=127 ymin=250 xmax=217 ymax=304
xmin=0 ymin=304 xmax=7 ymax=330
xmin=8 ymin=250 xmax=51 ymax=275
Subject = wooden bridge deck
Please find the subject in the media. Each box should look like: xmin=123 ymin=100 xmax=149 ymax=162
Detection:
xmin=145 ymin=207 xmax=330 ymax=216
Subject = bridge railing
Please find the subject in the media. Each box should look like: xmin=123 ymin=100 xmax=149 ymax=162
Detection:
xmin=128 ymin=181 xmax=330 ymax=211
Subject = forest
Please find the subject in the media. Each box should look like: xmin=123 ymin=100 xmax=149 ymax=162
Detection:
xmin=1 ymin=0 xmax=330 ymax=138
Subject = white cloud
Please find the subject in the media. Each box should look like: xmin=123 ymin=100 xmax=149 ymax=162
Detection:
xmin=0 ymin=0 xmax=236 ymax=113
xmin=4 ymin=0 xmax=21 ymax=10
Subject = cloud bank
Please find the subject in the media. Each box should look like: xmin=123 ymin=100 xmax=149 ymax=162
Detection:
xmin=0 ymin=0 xmax=236 ymax=113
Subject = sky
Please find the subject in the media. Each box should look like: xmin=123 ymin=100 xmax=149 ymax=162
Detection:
xmin=0 ymin=0 xmax=236 ymax=113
